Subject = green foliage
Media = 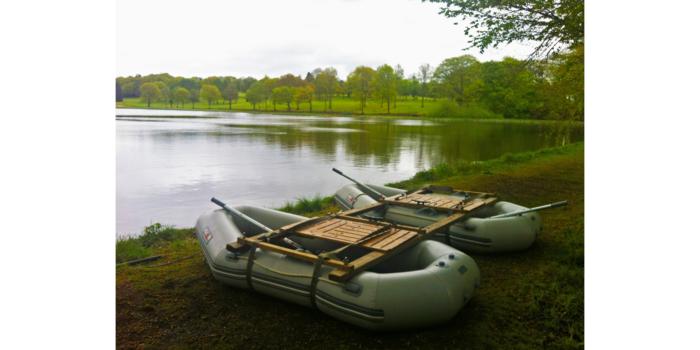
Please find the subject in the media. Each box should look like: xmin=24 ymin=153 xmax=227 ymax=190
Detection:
xmin=139 ymin=82 xmax=161 ymax=108
xmin=293 ymin=85 xmax=314 ymax=111
xmin=315 ymin=67 xmax=339 ymax=110
xmin=118 ymin=50 xmax=582 ymax=120
xmin=390 ymin=142 xmax=582 ymax=189
xmin=173 ymin=87 xmax=190 ymax=108
xmin=115 ymin=238 xmax=152 ymax=263
xmin=272 ymin=86 xmax=294 ymax=111
xmin=372 ymin=64 xmax=398 ymax=113
xmin=427 ymin=0 xmax=584 ymax=57
xmin=116 ymin=223 xmax=194 ymax=263
xmin=245 ymin=81 xmax=267 ymax=110
xmin=278 ymin=195 xmax=335 ymax=215
xmin=199 ymin=84 xmax=222 ymax=108
xmin=433 ymin=55 xmax=483 ymax=105
xmin=347 ymin=66 xmax=375 ymax=114
xmin=427 ymin=99 xmax=501 ymax=119
xmin=222 ymin=82 xmax=239 ymax=109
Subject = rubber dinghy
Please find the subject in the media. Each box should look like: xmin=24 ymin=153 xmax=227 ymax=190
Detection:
xmin=195 ymin=205 xmax=481 ymax=331
xmin=335 ymin=182 xmax=547 ymax=253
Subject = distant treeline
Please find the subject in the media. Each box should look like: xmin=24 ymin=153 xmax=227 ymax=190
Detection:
xmin=116 ymin=46 xmax=582 ymax=120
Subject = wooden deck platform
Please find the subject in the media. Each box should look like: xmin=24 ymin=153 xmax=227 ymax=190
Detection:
xmin=227 ymin=186 xmax=498 ymax=282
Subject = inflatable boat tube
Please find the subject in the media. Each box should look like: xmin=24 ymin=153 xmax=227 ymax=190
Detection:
xmin=195 ymin=205 xmax=480 ymax=331
xmin=335 ymin=183 xmax=542 ymax=253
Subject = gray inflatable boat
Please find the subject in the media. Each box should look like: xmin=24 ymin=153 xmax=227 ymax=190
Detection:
xmin=196 ymin=205 xmax=481 ymax=331
xmin=335 ymin=183 xmax=543 ymax=253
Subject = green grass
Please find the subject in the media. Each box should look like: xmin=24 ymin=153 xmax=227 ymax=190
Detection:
xmin=116 ymin=144 xmax=584 ymax=349
xmin=116 ymin=223 xmax=194 ymax=263
xmin=118 ymin=95 xmax=445 ymax=117
xmin=278 ymin=195 xmax=337 ymax=216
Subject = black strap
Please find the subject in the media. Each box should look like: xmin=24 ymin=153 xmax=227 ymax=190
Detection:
xmin=246 ymin=248 xmax=256 ymax=291
xmin=309 ymin=257 xmax=324 ymax=309
xmin=444 ymin=229 xmax=452 ymax=246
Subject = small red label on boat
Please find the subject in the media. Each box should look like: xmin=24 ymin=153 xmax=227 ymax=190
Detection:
xmin=203 ymin=228 xmax=213 ymax=243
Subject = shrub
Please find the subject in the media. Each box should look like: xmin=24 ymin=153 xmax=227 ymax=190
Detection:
xmin=427 ymin=100 xmax=502 ymax=119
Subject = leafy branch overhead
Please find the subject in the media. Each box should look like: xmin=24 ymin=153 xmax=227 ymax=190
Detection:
xmin=426 ymin=0 xmax=584 ymax=57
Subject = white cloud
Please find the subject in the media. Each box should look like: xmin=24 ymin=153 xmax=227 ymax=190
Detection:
xmin=117 ymin=0 xmax=534 ymax=79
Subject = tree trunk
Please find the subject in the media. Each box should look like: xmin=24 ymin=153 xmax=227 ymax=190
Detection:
xmin=229 ymin=100 xmax=232 ymax=110
xmin=421 ymin=95 xmax=425 ymax=108
xmin=287 ymin=102 xmax=291 ymax=111
xmin=387 ymin=97 xmax=390 ymax=114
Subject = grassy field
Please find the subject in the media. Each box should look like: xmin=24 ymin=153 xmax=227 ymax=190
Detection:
xmin=116 ymin=143 xmax=584 ymax=349
xmin=117 ymin=95 xmax=447 ymax=117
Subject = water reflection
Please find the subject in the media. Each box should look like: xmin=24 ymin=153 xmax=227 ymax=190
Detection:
xmin=116 ymin=109 xmax=583 ymax=236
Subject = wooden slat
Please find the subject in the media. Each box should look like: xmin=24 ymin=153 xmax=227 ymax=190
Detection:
xmin=422 ymin=212 xmax=468 ymax=235
xmin=336 ymin=215 xmax=420 ymax=232
xmin=230 ymin=238 xmax=349 ymax=269
xmin=328 ymin=234 xmax=424 ymax=282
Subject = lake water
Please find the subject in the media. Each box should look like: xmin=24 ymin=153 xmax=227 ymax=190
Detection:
xmin=116 ymin=109 xmax=583 ymax=236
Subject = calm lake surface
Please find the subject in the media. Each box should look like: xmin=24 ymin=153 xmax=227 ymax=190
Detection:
xmin=116 ymin=109 xmax=583 ymax=236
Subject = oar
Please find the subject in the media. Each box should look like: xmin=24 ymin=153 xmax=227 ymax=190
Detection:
xmin=332 ymin=168 xmax=386 ymax=201
xmin=211 ymin=197 xmax=305 ymax=251
xmin=490 ymin=200 xmax=568 ymax=218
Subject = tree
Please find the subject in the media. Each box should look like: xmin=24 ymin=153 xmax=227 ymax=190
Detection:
xmin=154 ymin=81 xmax=171 ymax=107
xmin=480 ymin=57 xmax=539 ymax=119
xmin=277 ymin=74 xmax=305 ymax=88
xmin=188 ymin=88 xmax=199 ymax=109
xmin=200 ymin=84 xmax=222 ymax=109
xmin=433 ymin=55 xmax=483 ymax=105
xmin=418 ymin=63 xmax=433 ymax=107
xmin=315 ymin=67 xmax=338 ymax=110
xmin=304 ymin=72 xmax=315 ymax=84
xmin=539 ymin=44 xmax=584 ymax=120
xmin=222 ymin=82 xmax=239 ymax=110
xmin=139 ymin=82 xmax=161 ymax=108
xmin=238 ymin=77 xmax=257 ymax=92
xmin=174 ymin=87 xmax=190 ymax=108
xmin=347 ymin=66 xmax=375 ymax=114
xmin=294 ymin=85 xmax=314 ymax=112
xmin=245 ymin=81 xmax=266 ymax=110
xmin=272 ymin=86 xmax=294 ymax=111
xmin=426 ymin=0 xmax=584 ymax=57
xmin=372 ymin=65 xmax=398 ymax=114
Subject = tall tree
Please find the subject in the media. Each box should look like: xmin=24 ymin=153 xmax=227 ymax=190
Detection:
xmin=139 ymin=82 xmax=161 ymax=108
xmin=154 ymin=81 xmax=170 ymax=107
xmin=188 ymin=88 xmax=199 ymax=109
xmin=245 ymin=81 xmax=266 ymax=110
xmin=315 ymin=68 xmax=338 ymax=110
xmin=199 ymin=84 xmax=222 ymax=109
xmin=222 ymin=82 xmax=239 ymax=110
xmin=433 ymin=55 xmax=483 ymax=105
xmin=372 ymin=65 xmax=398 ymax=114
xmin=277 ymin=74 xmax=305 ymax=87
xmin=294 ymin=85 xmax=314 ymax=112
xmin=480 ymin=57 xmax=539 ymax=119
xmin=426 ymin=0 xmax=584 ymax=57
xmin=418 ymin=63 xmax=433 ymax=107
xmin=174 ymin=87 xmax=190 ymax=108
xmin=347 ymin=66 xmax=375 ymax=114
xmin=272 ymin=86 xmax=294 ymax=111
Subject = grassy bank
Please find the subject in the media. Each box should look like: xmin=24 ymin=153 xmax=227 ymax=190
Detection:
xmin=117 ymin=143 xmax=584 ymax=349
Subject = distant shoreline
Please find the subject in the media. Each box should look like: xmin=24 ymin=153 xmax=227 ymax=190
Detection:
xmin=116 ymin=106 xmax=584 ymax=125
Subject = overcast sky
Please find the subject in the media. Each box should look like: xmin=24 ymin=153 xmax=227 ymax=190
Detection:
xmin=117 ymin=0 xmax=534 ymax=79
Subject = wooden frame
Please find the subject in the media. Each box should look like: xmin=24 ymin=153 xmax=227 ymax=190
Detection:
xmin=226 ymin=186 xmax=498 ymax=282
